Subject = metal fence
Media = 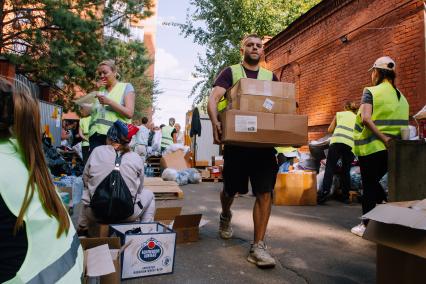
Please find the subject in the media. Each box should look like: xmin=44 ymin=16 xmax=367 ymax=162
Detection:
xmin=14 ymin=74 xmax=62 ymax=147
xmin=39 ymin=100 xmax=62 ymax=147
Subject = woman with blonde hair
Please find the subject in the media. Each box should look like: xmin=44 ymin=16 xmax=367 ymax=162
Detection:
xmin=82 ymin=59 xmax=136 ymax=152
xmin=0 ymin=77 xmax=83 ymax=282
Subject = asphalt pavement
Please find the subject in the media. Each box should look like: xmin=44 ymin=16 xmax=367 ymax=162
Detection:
xmin=126 ymin=182 xmax=376 ymax=284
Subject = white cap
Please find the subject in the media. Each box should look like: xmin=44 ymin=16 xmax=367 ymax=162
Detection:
xmin=369 ymin=56 xmax=396 ymax=71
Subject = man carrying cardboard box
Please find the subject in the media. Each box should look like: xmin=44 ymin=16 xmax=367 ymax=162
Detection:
xmin=207 ymin=34 xmax=278 ymax=268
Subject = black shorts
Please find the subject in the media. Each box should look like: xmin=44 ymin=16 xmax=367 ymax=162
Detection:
xmin=223 ymin=145 xmax=278 ymax=197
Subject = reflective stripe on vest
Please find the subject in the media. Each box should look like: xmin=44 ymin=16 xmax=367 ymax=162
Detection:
xmin=330 ymin=111 xmax=356 ymax=148
xmin=354 ymin=81 xmax=409 ymax=156
xmin=0 ymin=139 xmax=83 ymax=284
xmin=89 ymin=82 xmax=130 ymax=136
xmin=27 ymin=233 xmax=80 ymax=284
xmin=161 ymin=125 xmax=174 ymax=148
xmin=217 ymin=64 xmax=273 ymax=112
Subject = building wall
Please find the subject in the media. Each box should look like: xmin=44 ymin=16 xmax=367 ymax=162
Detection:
xmin=264 ymin=0 xmax=426 ymax=140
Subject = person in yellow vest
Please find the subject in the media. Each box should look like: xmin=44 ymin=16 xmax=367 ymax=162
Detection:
xmin=161 ymin=117 xmax=176 ymax=152
xmin=79 ymin=116 xmax=91 ymax=165
xmin=0 ymin=78 xmax=83 ymax=283
xmin=207 ymin=34 xmax=278 ymax=268
xmin=81 ymin=59 xmax=135 ymax=153
xmin=350 ymin=56 xmax=409 ymax=237
xmin=317 ymin=101 xmax=358 ymax=204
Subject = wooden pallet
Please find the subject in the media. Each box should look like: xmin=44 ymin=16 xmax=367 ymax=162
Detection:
xmin=202 ymin=177 xmax=223 ymax=183
xmin=144 ymin=177 xmax=184 ymax=200
xmin=146 ymin=156 xmax=162 ymax=177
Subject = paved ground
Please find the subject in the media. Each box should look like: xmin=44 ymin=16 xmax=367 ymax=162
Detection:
xmin=135 ymin=182 xmax=375 ymax=284
xmin=73 ymin=182 xmax=376 ymax=283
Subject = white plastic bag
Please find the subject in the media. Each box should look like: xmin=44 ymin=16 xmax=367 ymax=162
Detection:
xmin=161 ymin=168 xmax=178 ymax=181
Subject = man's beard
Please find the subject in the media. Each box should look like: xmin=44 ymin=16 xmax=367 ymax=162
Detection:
xmin=244 ymin=53 xmax=260 ymax=66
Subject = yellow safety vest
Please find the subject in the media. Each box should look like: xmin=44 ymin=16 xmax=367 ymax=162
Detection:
xmin=330 ymin=111 xmax=356 ymax=149
xmin=354 ymin=81 xmax=409 ymax=156
xmin=161 ymin=125 xmax=175 ymax=148
xmin=89 ymin=82 xmax=131 ymax=136
xmin=217 ymin=64 xmax=274 ymax=111
xmin=0 ymin=139 xmax=83 ymax=284
xmin=79 ymin=116 xmax=91 ymax=147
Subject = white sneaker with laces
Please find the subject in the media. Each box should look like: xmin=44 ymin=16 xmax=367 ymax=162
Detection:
xmin=247 ymin=241 xmax=276 ymax=268
xmin=219 ymin=212 xmax=233 ymax=239
xmin=351 ymin=223 xmax=366 ymax=237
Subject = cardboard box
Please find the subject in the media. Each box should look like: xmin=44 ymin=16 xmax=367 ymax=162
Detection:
xmin=212 ymin=156 xmax=224 ymax=166
xmin=273 ymin=172 xmax=317 ymax=206
xmin=200 ymin=169 xmax=211 ymax=179
xmin=110 ymin=222 xmax=176 ymax=279
xmin=228 ymin=78 xmax=295 ymax=99
xmin=160 ymin=150 xmax=191 ymax=170
xmin=154 ymin=207 xmax=203 ymax=244
xmin=220 ymin=110 xmax=308 ymax=147
xmin=195 ymin=160 xmax=209 ymax=167
xmin=80 ymin=237 xmax=121 ymax=284
xmin=363 ymin=200 xmax=426 ymax=284
xmin=229 ymin=94 xmax=296 ymax=114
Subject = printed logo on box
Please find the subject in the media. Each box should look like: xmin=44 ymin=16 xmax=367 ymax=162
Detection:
xmin=138 ymin=238 xmax=163 ymax=262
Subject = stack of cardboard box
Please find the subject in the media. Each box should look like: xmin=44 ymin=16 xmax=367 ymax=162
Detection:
xmin=220 ymin=78 xmax=308 ymax=147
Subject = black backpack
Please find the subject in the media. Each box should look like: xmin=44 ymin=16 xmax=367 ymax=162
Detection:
xmin=90 ymin=152 xmax=135 ymax=223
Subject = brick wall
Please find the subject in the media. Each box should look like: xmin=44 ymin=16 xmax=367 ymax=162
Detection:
xmin=264 ymin=0 xmax=426 ymax=141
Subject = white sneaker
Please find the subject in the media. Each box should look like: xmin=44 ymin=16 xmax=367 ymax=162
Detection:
xmin=247 ymin=241 xmax=276 ymax=268
xmin=219 ymin=212 xmax=233 ymax=239
xmin=351 ymin=223 xmax=366 ymax=237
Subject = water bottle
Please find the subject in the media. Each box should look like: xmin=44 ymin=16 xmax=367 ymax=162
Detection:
xmin=98 ymin=86 xmax=107 ymax=119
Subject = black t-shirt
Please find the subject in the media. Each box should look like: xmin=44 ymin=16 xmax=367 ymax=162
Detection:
xmin=213 ymin=65 xmax=279 ymax=90
xmin=0 ymin=195 xmax=28 ymax=282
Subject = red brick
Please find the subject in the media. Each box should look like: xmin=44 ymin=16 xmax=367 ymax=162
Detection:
xmin=265 ymin=0 xmax=425 ymax=139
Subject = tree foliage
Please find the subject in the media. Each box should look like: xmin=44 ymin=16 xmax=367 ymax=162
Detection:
xmin=1 ymin=0 xmax=156 ymax=114
xmin=169 ymin=0 xmax=321 ymax=105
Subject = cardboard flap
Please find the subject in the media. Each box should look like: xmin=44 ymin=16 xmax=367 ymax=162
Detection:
xmin=155 ymin=207 xmax=182 ymax=221
xmin=172 ymin=214 xmax=202 ymax=229
xmin=363 ymin=203 xmax=426 ymax=230
xmin=363 ymin=220 xmax=426 ymax=259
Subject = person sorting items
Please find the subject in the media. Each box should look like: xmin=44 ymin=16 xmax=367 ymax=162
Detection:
xmin=351 ymin=56 xmax=409 ymax=237
xmin=207 ymin=34 xmax=278 ymax=268
xmin=0 ymin=77 xmax=83 ymax=283
xmin=81 ymin=59 xmax=136 ymax=152
xmin=161 ymin=117 xmax=176 ymax=152
xmin=133 ymin=116 xmax=150 ymax=165
xmin=77 ymin=120 xmax=155 ymax=235
xmin=317 ymin=101 xmax=358 ymax=204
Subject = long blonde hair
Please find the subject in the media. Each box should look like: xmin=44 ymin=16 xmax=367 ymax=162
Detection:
xmin=0 ymin=78 xmax=70 ymax=238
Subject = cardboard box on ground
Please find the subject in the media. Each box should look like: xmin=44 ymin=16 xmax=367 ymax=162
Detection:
xmin=109 ymin=222 xmax=176 ymax=279
xmin=220 ymin=78 xmax=308 ymax=147
xmin=154 ymin=207 xmax=204 ymax=244
xmin=80 ymin=237 xmax=121 ymax=284
xmin=160 ymin=149 xmax=191 ymax=170
xmin=363 ymin=200 xmax=426 ymax=284
xmin=274 ymin=172 xmax=317 ymax=206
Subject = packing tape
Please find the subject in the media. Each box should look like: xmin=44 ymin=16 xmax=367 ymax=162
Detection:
xmin=263 ymin=81 xmax=272 ymax=96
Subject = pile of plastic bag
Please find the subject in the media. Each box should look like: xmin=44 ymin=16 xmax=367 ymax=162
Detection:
xmin=162 ymin=144 xmax=190 ymax=155
xmin=161 ymin=168 xmax=202 ymax=186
